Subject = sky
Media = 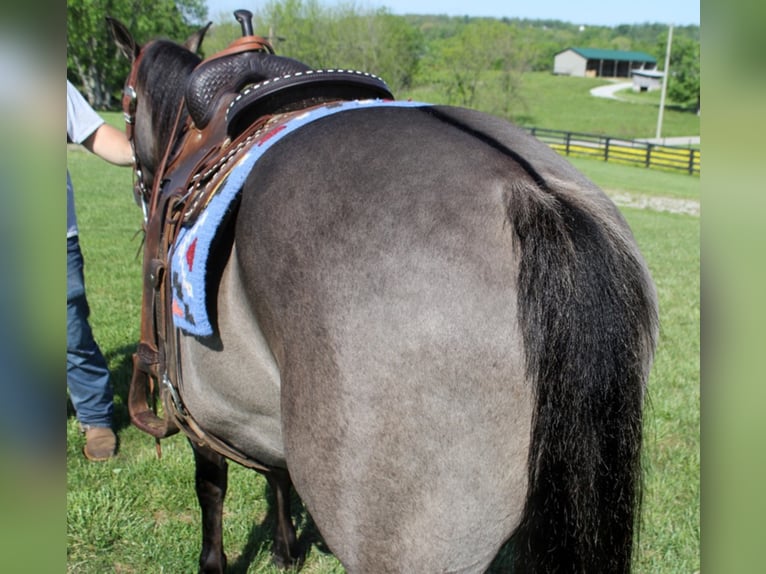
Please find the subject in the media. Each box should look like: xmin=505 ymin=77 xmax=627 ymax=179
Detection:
xmin=205 ymin=0 xmax=700 ymax=27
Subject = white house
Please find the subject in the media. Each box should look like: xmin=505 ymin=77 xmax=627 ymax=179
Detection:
xmin=631 ymin=69 xmax=665 ymax=92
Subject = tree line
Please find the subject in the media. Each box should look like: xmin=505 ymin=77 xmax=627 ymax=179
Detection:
xmin=67 ymin=0 xmax=699 ymax=114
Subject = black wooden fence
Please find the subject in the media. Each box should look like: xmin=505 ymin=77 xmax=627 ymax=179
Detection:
xmin=525 ymin=127 xmax=700 ymax=175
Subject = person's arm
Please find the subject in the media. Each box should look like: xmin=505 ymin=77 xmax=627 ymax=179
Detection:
xmin=81 ymin=123 xmax=134 ymax=167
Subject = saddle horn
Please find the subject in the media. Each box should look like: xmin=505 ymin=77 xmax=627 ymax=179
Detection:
xmin=184 ymin=9 xmax=309 ymax=129
xmin=234 ymin=9 xmax=254 ymax=37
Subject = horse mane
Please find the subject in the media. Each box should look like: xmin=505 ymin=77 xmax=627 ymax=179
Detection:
xmin=138 ymin=39 xmax=201 ymax=157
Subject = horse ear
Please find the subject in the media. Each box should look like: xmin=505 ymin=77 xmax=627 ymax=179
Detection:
xmin=106 ymin=16 xmax=140 ymax=62
xmin=184 ymin=22 xmax=213 ymax=55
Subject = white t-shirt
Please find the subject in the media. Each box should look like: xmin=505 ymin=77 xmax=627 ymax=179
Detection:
xmin=66 ymin=80 xmax=105 ymax=238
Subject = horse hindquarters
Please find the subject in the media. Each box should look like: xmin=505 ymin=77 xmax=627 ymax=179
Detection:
xmin=234 ymin=107 xmax=536 ymax=573
xmin=234 ymin=106 xmax=657 ymax=572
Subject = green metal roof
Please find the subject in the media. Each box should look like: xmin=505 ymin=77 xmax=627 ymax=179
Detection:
xmin=565 ymin=47 xmax=657 ymax=63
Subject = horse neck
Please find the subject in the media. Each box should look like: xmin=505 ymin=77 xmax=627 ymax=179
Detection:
xmin=138 ymin=42 xmax=200 ymax=172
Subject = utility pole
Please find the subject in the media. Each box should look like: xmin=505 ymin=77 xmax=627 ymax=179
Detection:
xmin=268 ymin=25 xmax=286 ymax=50
xmin=655 ymin=24 xmax=673 ymax=140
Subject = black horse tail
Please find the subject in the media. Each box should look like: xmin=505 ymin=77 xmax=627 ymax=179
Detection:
xmin=507 ymin=181 xmax=658 ymax=572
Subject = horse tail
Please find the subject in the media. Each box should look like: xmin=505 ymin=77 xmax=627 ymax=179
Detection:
xmin=507 ymin=180 xmax=658 ymax=573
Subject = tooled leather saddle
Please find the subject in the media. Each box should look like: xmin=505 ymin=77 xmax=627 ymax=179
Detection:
xmin=128 ymin=11 xmax=393 ymax=466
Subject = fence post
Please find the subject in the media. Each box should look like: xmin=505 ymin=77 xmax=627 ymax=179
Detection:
xmin=645 ymin=143 xmax=653 ymax=168
xmin=565 ymin=132 xmax=571 ymax=156
xmin=688 ymin=149 xmax=696 ymax=175
xmin=604 ymin=137 xmax=610 ymax=162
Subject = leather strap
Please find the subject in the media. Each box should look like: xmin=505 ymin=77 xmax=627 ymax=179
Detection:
xmin=128 ymin=188 xmax=183 ymax=439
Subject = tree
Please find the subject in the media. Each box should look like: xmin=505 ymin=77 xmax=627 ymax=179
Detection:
xmin=419 ymin=19 xmax=530 ymax=113
xmin=251 ymin=0 xmax=422 ymax=93
xmin=67 ymin=0 xmax=207 ymax=109
xmin=661 ymin=34 xmax=700 ymax=113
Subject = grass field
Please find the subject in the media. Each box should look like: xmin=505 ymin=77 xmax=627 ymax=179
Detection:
xmin=567 ymin=156 xmax=700 ymax=202
xmin=66 ymin=141 xmax=699 ymax=573
xmin=402 ymin=71 xmax=700 ymax=139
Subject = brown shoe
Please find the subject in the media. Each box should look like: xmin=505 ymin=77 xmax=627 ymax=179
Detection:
xmin=82 ymin=426 xmax=117 ymax=461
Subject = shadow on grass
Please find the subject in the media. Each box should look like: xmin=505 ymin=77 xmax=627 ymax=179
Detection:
xmin=105 ymin=344 xmax=137 ymax=432
xmin=227 ymin=480 xmax=515 ymax=573
xmin=228 ymin=483 xmax=331 ymax=573
xmin=659 ymin=102 xmax=699 ymax=115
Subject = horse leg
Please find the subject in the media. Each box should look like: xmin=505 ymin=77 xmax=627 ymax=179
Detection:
xmin=265 ymin=468 xmax=300 ymax=568
xmin=190 ymin=441 xmax=228 ymax=574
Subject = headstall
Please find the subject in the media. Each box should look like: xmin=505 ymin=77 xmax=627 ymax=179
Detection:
xmin=121 ymin=41 xmax=154 ymax=224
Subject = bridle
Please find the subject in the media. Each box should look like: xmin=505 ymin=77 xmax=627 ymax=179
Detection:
xmin=121 ymin=41 xmax=153 ymax=224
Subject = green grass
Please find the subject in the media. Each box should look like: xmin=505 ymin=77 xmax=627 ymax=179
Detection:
xmin=614 ymin=86 xmax=699 ymax=115
xmin=624 ymin=208 xmax=700 ymax=572
xmin=99 ymin=111 xmax=126 ymax=130
xmin=67 ymin=139 xmax=699 ymax=572
xmin=567 ymin=156 xmax=700 ymax=200
xmin=402 ymin=72 xmax=700 ymax=139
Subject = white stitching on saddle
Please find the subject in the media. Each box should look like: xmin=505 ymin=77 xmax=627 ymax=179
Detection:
xmin=225 ymin=69 xmax=386 ymax=122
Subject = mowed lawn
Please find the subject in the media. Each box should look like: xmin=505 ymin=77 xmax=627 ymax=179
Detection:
xmin=403 ymin=71 xmax=700 ymax=140
xmin=66 ymin=146 xmax=699 ymax=573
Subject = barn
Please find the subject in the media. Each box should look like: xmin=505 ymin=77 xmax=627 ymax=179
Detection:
xmin=553 ymin=47 xmax=657 ymax=78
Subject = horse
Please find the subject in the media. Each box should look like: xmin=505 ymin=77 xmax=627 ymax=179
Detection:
xmin=107 ymin=13 xmax=658 ymax=574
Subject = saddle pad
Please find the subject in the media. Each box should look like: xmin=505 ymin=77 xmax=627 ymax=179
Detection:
xmin=170 ymin=98 xmax=429 ymax=337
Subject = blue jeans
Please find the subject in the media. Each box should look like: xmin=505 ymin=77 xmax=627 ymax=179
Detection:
xmin=67 ymin=235 xmax=113 ymax=428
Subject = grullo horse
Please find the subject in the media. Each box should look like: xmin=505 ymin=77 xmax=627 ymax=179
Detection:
xmin=108 ymin=14 xmax=658 ymax=574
